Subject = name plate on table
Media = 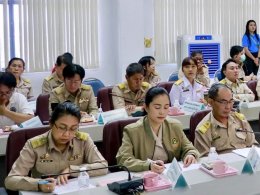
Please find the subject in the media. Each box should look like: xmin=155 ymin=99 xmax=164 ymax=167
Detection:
xmin=100 ymin=108 xmax=128 ymax=124
xmin=242 ymin=146 xmax=260 ymax=174
xmin=182 ymin=100 xmax=205 ymax=113
xmin=11 ymin=116 xmax=43 ymax=130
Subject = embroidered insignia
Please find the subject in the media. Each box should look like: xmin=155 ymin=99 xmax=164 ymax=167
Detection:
xmin=79 ymin=98 xmax=89 ymax=104
xmin=171 ymin=138 xmax=178 ymax=144
xmin=198 ymin=121 xmax=211 ymax=134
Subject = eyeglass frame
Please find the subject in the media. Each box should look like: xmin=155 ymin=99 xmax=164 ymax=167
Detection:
xmin=53 ymin=123 xmax=79 ymax=134
xmin=212 ymin=98 xmax=235 ymax=106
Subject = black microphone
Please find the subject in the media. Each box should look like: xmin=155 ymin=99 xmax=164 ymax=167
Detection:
xmin=41 ymin=165 xmax=143 ymax=195
xmin=236 ymin=128 xmax=260 ymax=134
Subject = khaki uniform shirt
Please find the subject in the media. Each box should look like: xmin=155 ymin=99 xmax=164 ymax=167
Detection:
xmin=169 ymin=76 xmax=206 ymax=105
xmin=5 ymin=131 xmax=108 ymax=192
xmin=15 ymin=77 xmax=33 ymax=99
xmin=42 ymin=72 xmax=63 ymax=94
xmin=256 ymin=80 xmax=260 ymax=99
xmin=112 ymin=82 xmax=151 ymax=109
xmin=178 ymin=65 xmax=210 ymax=87
xmin=116 ymin=116 xmax=200 ymax=172
xmin=219 ymin=78 xmax=255 ymax=102
xmin=49 ymin=84 xmax=98 ymax=116
xmin=194 ymin=112 xmax=258 ymax=157
xmin=144 ymin=72 xmax=161 ymax=87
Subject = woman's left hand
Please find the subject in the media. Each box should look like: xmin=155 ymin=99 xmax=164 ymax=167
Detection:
xmin=57 ymin=167 xmax=70 ymax=185
xmin=183 ymin=155 xmax=197 ymax=168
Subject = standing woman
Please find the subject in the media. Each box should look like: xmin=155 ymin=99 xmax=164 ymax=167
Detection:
xmin=5 ymin=102 xmax=107 ymax=193
xmin=138 ymin=56 xmax=161 ymax=86
xmin=242 ymin=20 xmax=260 ymax=75
xmin=116 ymin=87 xmax=199 ymax=173
xmin=6 ymin=57 xmax=33 ymax=100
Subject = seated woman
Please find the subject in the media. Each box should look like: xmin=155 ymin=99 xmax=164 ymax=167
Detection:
xmin=219 ymin=59 xmax=255 ymax=102
xmin=116 ymin=87 xmax=199 ymax=173
xmin=170 ymin=57 xmax=206 ymax=105
xmin=138 ymin=56 xmax=161 ymax=86
xmin=6 ymin=57 xmax=34 ymax=100
xmin=5 ymin=102 xmax=108 ymax=193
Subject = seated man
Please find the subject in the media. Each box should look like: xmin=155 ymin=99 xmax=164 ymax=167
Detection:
xmin=219 ymin=59 xmax=255 ymax=102
xmin=42 ymin=53 xmax=73 ymax=94
xmin=194 ymin=83 xmax=258 ymax=157
xmin=112 ymin=63 xmax=151 ymax=114
xmin=0 ymin=72 xmax=34 ymax=129
xmin=178 ymin=50 xmax=210 ymax=87
xmin=49 ymin=64 xmax=98 ymax=116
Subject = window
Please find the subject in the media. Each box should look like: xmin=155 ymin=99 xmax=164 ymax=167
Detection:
xmin=1 ymin=0 xmax=99 ymax=72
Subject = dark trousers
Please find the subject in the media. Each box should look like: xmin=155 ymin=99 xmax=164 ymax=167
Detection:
xmin=243 ymin=52 xmax=259 ymax=75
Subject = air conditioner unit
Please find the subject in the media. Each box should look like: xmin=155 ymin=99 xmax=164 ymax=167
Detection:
xmin=177 ymin=35 xmax=223 ymax=78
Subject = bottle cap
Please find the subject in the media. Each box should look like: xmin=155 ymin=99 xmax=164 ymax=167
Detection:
xmin=209 ymin=147 xmax=216 ymax=152
xmin=79 ymin=167 xmax=87 ymax=171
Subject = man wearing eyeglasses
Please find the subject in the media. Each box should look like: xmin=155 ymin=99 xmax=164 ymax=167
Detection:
xmin=194 ymin=83 xmax=258 ymax=157
xmin=0 ymin=72 xmax=34 ymax=130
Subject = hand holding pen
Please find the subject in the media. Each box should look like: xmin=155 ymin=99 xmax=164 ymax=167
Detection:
xmin=38 ymin=178 xmax=56 ymax=193
xmin=147 ymin=159 xmax=165 ymax=174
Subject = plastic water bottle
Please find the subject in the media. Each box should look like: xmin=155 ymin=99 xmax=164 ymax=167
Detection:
xmin=208 ymin=147 xmax=219 ymax=162
xmin=97 ymin=104 xmax=104 ymax=124
xmin=78 ymin=167 xmax=89 ymax=188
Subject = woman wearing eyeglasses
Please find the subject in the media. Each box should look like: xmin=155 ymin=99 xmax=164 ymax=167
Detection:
xmin=5 ymin=102 xmax=108 ymax=193
xmin=219 ymin=59 xmax=255 ymax=102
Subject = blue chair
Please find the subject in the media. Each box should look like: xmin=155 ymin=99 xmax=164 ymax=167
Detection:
xmin=168 ymin=73 xmax=179 ymax=82
xmin=83 ymin=78 xmax=105 ymax=97
xmin=214 ymin=69 xmax=223 ymax=81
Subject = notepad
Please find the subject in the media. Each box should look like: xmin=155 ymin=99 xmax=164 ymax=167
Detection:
xmin=232 ymin=147 xmax=260 ymax=158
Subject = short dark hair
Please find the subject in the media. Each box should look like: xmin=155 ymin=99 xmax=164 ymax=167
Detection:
xmin=145 ymin=86 xmax=170 ymax=106
xmin=50 ymin=102 xmax=81 ymax=124
xmin=0 ymin=72 xmax=16 ymax=88
xmin=190 ymin=50 xmax=203 ymax=57
xmin=7 ymin=57 xmax=25 ymax=69
xmin=230 ymin=46 xmax=243 ymax=58
xmin=126 ymin=63 xmax=144 ymax=77
xmin=56 ymin=53 xmax=73 ymax=67
xmin=182 ymin=57 xmax=196 ymax=70
xmin=208 ymin=83 xmax=231 ymax=99
xmin=220 ymin=58 xmax=236 ymax=79
xmin=63 ymin=64 xmax=85 ymax=80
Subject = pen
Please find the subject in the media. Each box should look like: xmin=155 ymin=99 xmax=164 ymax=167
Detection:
xmin=38 ymin=180 xmax=50 ymax=185
xmin=147 ymin=158 xmax=166 ymax=168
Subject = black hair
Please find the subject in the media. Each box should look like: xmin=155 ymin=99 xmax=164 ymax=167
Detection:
xmin=190 ymin=50 xmax=203 ymax=58
xmin=145 ymin=86 xmax=170 ymax=106
xmin=50 ymin=102 xmax=81 ymax=124
xmin=230 ymin=45 xmax=244 ymax=58
xmin=244 ymin=20 xmax=259 ymax=47
xmin=138 ymin=56 xmax=155 ymax=76
xmin=56 ymin=53 xmax=73 ymax=67
xmin=220 ymin=58 xmax=236 ymax=79
xmin=7 ymin=57 xmax=25 ymax=69
xmin=63 ymin=64 xmax=85 ymax=80
xmin=181 ymin=57 xmax=197 ymax=71
xmin=208 ymin=83 xmax=231 ymax=100
xmin=126 ymin=63 xmax=144 ymax=77
xmin=0 ymin=72 xmax=17 ymax=88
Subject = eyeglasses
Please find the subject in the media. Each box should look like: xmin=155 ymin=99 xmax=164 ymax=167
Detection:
xmin=54 ymin=123 xmax=79 ymax=134
xmin=0 ymin=89 xmax=14 ymax=97
xmin=213 ymin=99 xmax=235 ymax=106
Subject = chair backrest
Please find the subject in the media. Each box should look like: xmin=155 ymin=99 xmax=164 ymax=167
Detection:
xmin=101 ymin=118 xmax=140 ymax=170
xmin=214 ymin=69 xmax=223 ymax=81
xmin=168 ymin=73 xmax=179 ymax=82
xmin=189 ymin=109 xmax=211 ymax=144
xmin=5 ymin=126 xmax=50 ymax=176
xmin=247 ymin=80 xmax=258 ymax=101
xmin=97 ymin=86 xmax=114 ymax=111
xmin=83 ymin=78 xmax=105 ymax=97
xmin=156 ymin=81 xmax=174 ymax=94
xmin=35 ymin=93 xmax=50 ymax=124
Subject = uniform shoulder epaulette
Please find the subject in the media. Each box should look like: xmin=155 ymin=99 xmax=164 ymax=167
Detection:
xmin=219 ymin=79 xmax=226 ymax=84
xmin=22 ymin=78 xmax=31 ymax=84
xmin=54 ymin=86 xmax=63 ymax=94
xmin=195 ymin=79 xmax=204 ymax=86
xmin=234 ymin=112 xmax=245 ymax=121
xmin=81 ymin=84 xmax=91 ymax=90
xmin=142 ymin=82 xmax=149 ymax=88
xmin=198 ymin=121 xmax=211 ymax=134
xmin=45 ymin=75 xmax=54 ymax=81
xmin=118 ymin=83 xmax=126 ymax=89
xmin=30 ymin=136 xmax=48 ymax=149
xmin=174 ymin=79 xmax=183 ymax=85
xmin=75 ymin=131 xmax=88 ymax=141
